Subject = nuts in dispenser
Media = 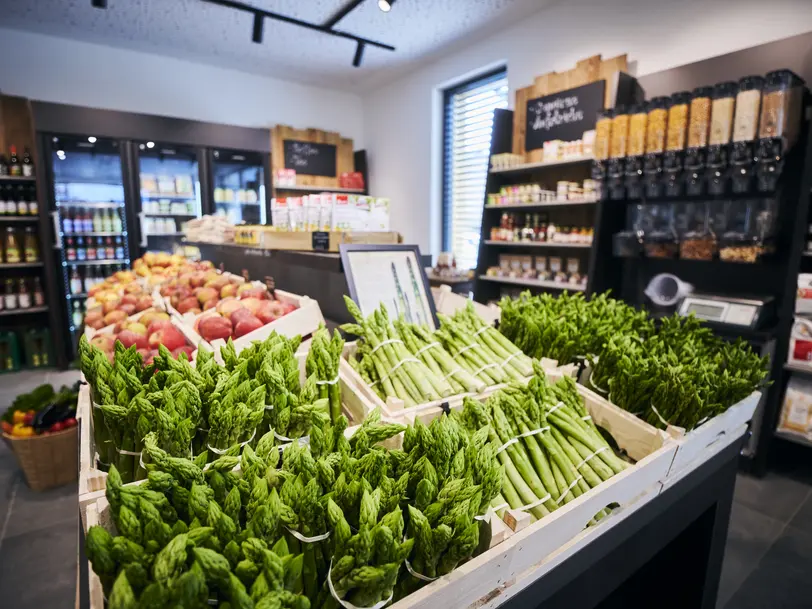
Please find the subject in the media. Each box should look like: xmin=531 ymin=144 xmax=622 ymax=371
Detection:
xmin=680 ymin=237 xmax=716 ymax=260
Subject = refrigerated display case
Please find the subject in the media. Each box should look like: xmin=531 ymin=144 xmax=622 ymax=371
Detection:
xmin=135 ymin=142 xmax=202 ymax=256
xmin=46 ymin=135 xmax=132 ymax=353
xmin=210 ymin=149 xmax=267 ymax=225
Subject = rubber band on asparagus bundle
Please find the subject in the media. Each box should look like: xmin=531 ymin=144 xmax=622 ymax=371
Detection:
xmin=514 ymin=493 xmax=552 ymax=512
xmin=414 ymin=341 xmax=441 ymax=357
xmin=473 ymin=325 xmax=491 ymax=338
xmin=404 ymin=558 xmax=438 ymax=582
xmin=588 ymin=374 xmax=609 ymax=395
xmin=496 ymin=437 xmax=519 ymax=455
xmin=574 ymin=446 xmax=609 ymax=471
xmin=274 ymin=430 xmax=310 ymax=449
xmin=649 ymin=404 xmax=671 ymax=428
xmin=327 ymin=560 xmax=394 ymax=609
xmin=517 ymin=425 xmax=550 ymax=439
xmin=285 ymin=527 xmax=331 ymax=543
xmin=315 ymin=375 xmax=339 ymax=386
xmin=207 ymin=429 xmax=257 ymax=455
xmin=471 ymin=362 xmax=500 ymax=378
xmin=581 ymin=415 xmax=592 ymax=422
xmin=490 ymin=502 xmax=509 ymax=513
xmin=377 ymin=357 xmax=420 ymax=386
xmin=370 ymin=338 xmax=403 ymax=354
xmin=546 ymin=401 xmax=566 ymax=417
xmin=555 ymin=475 xmax=584 ymax=505
xmin=500 ymin=350 xmax=524 ymax=368
xmin=440 ymin=366 xmax=463 ymax=383
xmin=473 ymin=506 xmax=496 ymax=522
xmin=452 ymin=343 xmax=480 ymax=359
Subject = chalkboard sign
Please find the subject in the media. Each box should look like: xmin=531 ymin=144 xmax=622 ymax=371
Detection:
xmin=312 ymin=231 xmax=330 ymax=251
xmin=525 ymin=81 xmax=606 ymax=152
xmin=283 ymin=140 xmax=337 ymax=177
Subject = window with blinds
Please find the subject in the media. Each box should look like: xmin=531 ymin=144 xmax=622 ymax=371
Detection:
xmin=442 ymin=69 xmax=508 ymax=270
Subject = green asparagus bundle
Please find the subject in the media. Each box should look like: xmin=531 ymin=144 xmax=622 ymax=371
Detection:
xmin=306 ymin=326 xmax=345 ymax=423
xmin=458 ymin=363 xmax=627 ymax=525
xmin=499 ymin=291 xmax=769 ymax=430
xmin=343 ymin=296 xmax=533 ymax=407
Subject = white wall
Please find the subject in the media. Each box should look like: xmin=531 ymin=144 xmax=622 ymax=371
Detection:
xmin=363 ymin=0 xmax=812 ymax=256
xmin=0 ymin=28 xmax=364 ymax=146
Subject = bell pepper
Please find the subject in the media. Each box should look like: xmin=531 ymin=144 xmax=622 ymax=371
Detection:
xmin=12 ymin=424 xmax=35 ymax=437
xmin=12 ymin=410 xmax=26 ymax=425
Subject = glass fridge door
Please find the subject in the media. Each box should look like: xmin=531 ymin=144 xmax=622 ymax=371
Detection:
xmin=136 ymin=142 xmax=201 ymax=256
xmin=211 ymin=149 xmax=266 ymax=225
xmin=49 ymin=135 xmax=131 ymax=350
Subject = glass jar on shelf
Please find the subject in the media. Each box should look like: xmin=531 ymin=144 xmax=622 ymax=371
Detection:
xmin=688 ymin=87 xmax=712 ymax=150
xmin=757 ymin=70 xmax=805 ymax=192
xmin=608 ymin=106 xmax=629 ymax=200
xmin=679 ymin=202 xmax=717 ymax=261
xmin=706 ymin=81 xmax=737 ymax=196
xmin=666 ymin=92 xmax=691 ymax=152
xmin=718 ymin=198 xmax=776 ymax=263
xmin=642 ymin=203 xmax=678 ymax=259
xmin=644 ymin=97 xmax=669 ymax=199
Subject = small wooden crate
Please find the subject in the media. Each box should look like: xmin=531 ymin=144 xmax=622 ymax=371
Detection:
xmin=432 ymin=284 xmax=500 ymax=325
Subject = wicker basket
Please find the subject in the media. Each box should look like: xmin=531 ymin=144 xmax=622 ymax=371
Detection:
xmin=2 ymin=427 xmax=78 ymax=491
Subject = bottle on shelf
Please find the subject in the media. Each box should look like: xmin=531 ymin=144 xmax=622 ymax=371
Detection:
xmin=4 ymin=227 xmax=21 ymax=263
xmin=111 ymin=208 xmax=122 ymax=233
xmin=27 ymin=186 xmax=37 ymax=216
xmin=72 ymin=301 xmax=83 ymax=328
xmin=76 ymin=236 xmax=86 ymax=261
xmin=83 ymin=209 xmax=93 ymax=233
xmin=0 ymin=153 xmax=8 ymax=177
xmin=105 ymin=237 xmax=114 ymax=260
xmin=0 ymin=185 xmax=8 ymax=215
xmin=23 ymin=227 xmax=39 ymax=262
xmin=83 ymin=267 xmax=95 ymax=294
xmin=65 ymin=237 xmax=76 ymax=261
xmin=62 ymin=208 xmax=74 ymax=233
xmin=21 ymin=148 xmax=34 ymax=178
xmin=86 ymin=237 xmax=96 ymax=261
xmin=101 ymin=209 xmax=111 ymax=232
xmin=8 ymin=146 xmax=21 ymax=177
xmin=15 ymin=185 xmax=27 ymax=216
xmin=114 ymin=236 xmax=124 ymax=259
xmin=93 ymin=208 xmax=103 ymax=232
xmin=69 ymin=266 xmax=82 ymax=295
xmin=18 ymin=278 xmax=30 ymax=309
xmin=4 ymin=278 xmax=17 ymax=310
xmin=33 ymin=277 xmax=44 ymax=307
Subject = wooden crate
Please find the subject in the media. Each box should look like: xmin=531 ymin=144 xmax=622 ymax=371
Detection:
xmin=512 ymin=54 xmax=628 ymax=160
xmin=256 ymin=229 xmax=401 ymax=252
xmin=271 ymin=125 xmax=354 ymax=189
xmin=433 ymin=284 xmax=501 ymax=326
xmin=384 ymin=386 xmax=675 ymax=609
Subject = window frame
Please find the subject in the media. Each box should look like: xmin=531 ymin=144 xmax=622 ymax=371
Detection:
xmin=441 ymin=67 xmax=508 ymax=266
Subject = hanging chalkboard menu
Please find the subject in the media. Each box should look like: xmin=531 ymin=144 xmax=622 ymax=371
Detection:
xmin=283 ymin=140 xmax=337 ymax=177
xmin=525 ymin=81 xmax=606 ymax=151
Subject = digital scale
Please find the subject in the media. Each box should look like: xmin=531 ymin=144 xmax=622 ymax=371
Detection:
xmin=677 ymin=293 xmax=775 ymax=330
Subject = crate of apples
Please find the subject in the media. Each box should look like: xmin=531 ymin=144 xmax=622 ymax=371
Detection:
xmin=88 ymin=308 xmax=196 ymax=364
xmin=193 ymin=291 xmax=297 ymax=343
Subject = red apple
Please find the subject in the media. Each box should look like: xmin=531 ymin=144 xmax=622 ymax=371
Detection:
xmin=102 ymin=299 xmax=122 ymax=314
xmin=90 ymin=334 xmax=115 ymax=354
xmin=120 ymin=294 xmax=138 ymax=306
xmin=149 ymin=326 xmax=186 ymax=351
xmin=234 ymin=315 xmax=263 ymax=338
xmin=117 ymin=329 xmax=149 ymax=350
xmin=172 ymin=345 xmax=196 ymax=361
xmin=202 ymin=298 xmax=218 ymax=311
xmin=217 ymin=298 xmax=245 ymax=317
xmin=135 ymin=296 xmax=153 ymax=312
xmin=220 ymin=283 xmax=238 ymax=298
xmin=147 ymin=319 xmax=173 ymax=336
xmin=119 ymin=303 xmax=136 ymax=316
xmin=230 ymin=307 xmax=255 ymax=325
xmin=239 ymin=287 xmax=268 ymax=300
xmin=176 ymin=296 xmax=200 ymax=314
xmin=198 ymin=315 xmax=233 ymax=341
xmin=240 ymin=297 xmax=263 ymax=315
xmin=256 ymin=301 xmax=278 ymax=325
xmin=103 ymin=310 xmax=128 ymax=326
xmin=127 ymin=322 xmax=148 ymax=336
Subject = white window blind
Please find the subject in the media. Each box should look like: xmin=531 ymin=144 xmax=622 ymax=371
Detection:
xmin=443 ymin=70 xmax=508 ymax=270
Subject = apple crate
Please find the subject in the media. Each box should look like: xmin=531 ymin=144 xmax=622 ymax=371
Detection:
xmin=385 ymin=389 xmax=676 ymax=609
xmin=340 ymin=341 xmax=569 ymax=426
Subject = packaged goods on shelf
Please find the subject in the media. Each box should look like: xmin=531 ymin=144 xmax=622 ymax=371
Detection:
xmin=490 ymin=212 xmax=593 ymax=244
xmin=487 ymin=180 xmax=597 ymax=207
xmin=273 ymin=167 xmax=296 ymax=187
xmin=184 ymin=214 xmax=236 ymax=244
xmin=789 ymin=317 xmax=812 ymax=366
xmin=778 ymin=375 xmax=812 ymax=439
xmin=490 ymin=152 xmax=526 ymax=171
xmin=339 ymin=171 xmax=365 ymax=190
xmin=797 ymin=274 xmax=812 ymax=314
xmin=271 ymin=194 xmax=390 ymax=233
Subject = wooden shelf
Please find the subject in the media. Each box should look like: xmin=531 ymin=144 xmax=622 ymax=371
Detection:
xmin=484 ymin=240 xmax=592 ymax=249
xmin=485 ymin=198 xmax=598 ymax=210
xmin=274 ymin=185 xmax=365 ymax=194
xmin=0 ymin=306 xmax=48 ymax=317
xmin=478 ymin=275 xmax=586 ymax=291
xmin=0 ymin=261 xmax=43 ymax=269
xmin=490 ymin=156 xmax=594 ymax=175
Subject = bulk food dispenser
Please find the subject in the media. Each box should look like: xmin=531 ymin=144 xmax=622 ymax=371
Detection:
xmin=624 ymin=103 xmax=647 ymax=199
xmin=706 ymin=81 xmax=737 ymax=195
xmin=644 ymin=97 xmax=668 ymax=199
xmin=729 ymin=76 xmax=764 ymax=194
xmin=592 ymin=109 xmax=612 ymax=199
xmin=684 ymin=87 xmax=712 ymax=196
xmin=663 ymin=91 xmax=691 ymax=197
xmin=608 ymin=107 xmax=629 ymax=200
xmin=756 ymin=69 xmax=805 ymax=192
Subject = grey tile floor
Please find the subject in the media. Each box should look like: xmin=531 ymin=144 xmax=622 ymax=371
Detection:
xmin=0 ymin=369 xmax=810 ymax=608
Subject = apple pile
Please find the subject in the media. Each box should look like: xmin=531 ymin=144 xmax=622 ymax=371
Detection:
xmin=89 ymin=308 xmax=195 ymax=364
xmin=84 ymin=272 xmax=155 ymax=330
xmin=195 ymin=295 xmax=297 ymax=343
xmin=134 ymin=253 xmax=215 ymax=288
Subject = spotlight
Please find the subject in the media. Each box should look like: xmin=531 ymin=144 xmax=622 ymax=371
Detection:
xmin=56 ymin=150 xmax=65 ymax=156
xmin=87 ymin=136 xmax=97 ymax=143
xmin=252 ymin=13 xmax=264 ymax=44
xmin=352 ymin=41 xmax=365 ymax=68
xmin=146 ymin=141 xmax=155 ymax=149
xmin=378 ymin=0 xmax=395 ymax=12
xmin=91 ymin=0 xmax=107 ymax=8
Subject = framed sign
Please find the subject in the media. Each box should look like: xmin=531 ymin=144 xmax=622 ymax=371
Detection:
xmin=525 ymin=81 xmax=606 ymax=151
xmin=283 ymin=139 xmax=337 ymax=177
xmin=340 ymin=244 xmax=438 ymax=330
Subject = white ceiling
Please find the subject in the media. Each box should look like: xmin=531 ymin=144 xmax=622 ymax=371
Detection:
xmin=0 ymin=0 xmax=549 ymax=91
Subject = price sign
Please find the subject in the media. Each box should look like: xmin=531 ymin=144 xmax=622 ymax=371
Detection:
xmin=283 ymin=140 xmax=337 ymax=177
xmin=525 ymin=81 xmax=605 ymax=151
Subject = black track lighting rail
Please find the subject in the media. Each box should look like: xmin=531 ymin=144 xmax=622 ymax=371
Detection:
xmin=198 ymin=0 xmax=395 ymax=65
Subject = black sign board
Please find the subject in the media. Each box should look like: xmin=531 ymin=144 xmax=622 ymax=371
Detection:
xmin=525 ymin=81 xmax=606 ymax=151
xmin=312 ymin=231 xmax=330 ymax=251
xmin=283 ymin=140 xmax=337 ymax=177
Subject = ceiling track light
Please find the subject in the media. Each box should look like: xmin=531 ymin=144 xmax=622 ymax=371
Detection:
xmin=91 ymin=0 xmax=107 ymax=7
xmin=378 ymin=0 xmax=395 ymax=12
xmin=353 ymin=41 xmax=365 ymax=68
xmin=252 ymin=13 xmax=264 ymax=43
